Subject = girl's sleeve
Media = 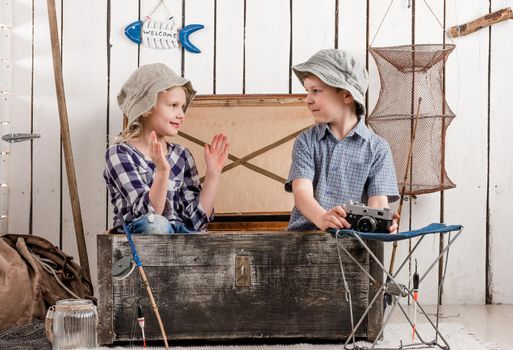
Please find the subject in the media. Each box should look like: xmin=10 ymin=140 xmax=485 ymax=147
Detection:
xmin=179 ymin=148 xmax=211 ymax=231
xmin=105 ymin=145 xmax=156 ymax=218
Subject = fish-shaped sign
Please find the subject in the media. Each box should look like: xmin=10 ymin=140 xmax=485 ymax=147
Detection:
xmin=124 ymin=18 xmax=204 ymax=54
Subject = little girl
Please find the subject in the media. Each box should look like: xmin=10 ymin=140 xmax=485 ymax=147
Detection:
xmin=104 ymin=63 xmax=229 ymax=233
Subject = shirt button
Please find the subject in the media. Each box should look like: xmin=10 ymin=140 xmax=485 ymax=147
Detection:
xmin=331 ymin=166 xmax=339 ymax=171
xmin=327 ymin=191 xmax=334 ymax=195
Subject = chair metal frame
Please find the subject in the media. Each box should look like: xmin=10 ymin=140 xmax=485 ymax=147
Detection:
xmin=330 ymin=224 xmax=463 ymax=350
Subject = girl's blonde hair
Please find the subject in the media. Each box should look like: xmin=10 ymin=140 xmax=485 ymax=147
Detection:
xmin=113 ymin=112 xmax=150 ymax=144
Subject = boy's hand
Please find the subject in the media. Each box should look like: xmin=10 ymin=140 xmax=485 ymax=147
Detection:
xmin=316 ymin=206 xmax=351 ymax=231
xmin=388 ymin=212 xmax=400 ymax=234
xmin=204 ymin=133 xmax=229 ymax=175
xmin=149 ymin=131 xmax=170 ymax=172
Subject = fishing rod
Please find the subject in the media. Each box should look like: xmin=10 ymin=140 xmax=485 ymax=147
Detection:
xmin=118 ymin=214 xmax=170 ymax=349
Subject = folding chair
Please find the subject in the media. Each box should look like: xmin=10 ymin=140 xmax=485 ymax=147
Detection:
xmin=329 ymin=223 xmax=463 ymax=350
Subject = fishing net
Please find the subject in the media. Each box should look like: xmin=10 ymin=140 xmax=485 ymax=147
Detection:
xmin=368 ymin=44 xmax=456 ymax=195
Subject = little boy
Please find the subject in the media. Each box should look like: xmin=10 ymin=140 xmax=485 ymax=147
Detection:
xmin=285 ymin=49 xmax=399 ymax=232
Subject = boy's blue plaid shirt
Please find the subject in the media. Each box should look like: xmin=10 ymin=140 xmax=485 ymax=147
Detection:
xmin=285 ymin=119 xmax=400 ymax=231
xmin=104 ymin=142 xmax=210 ymax=231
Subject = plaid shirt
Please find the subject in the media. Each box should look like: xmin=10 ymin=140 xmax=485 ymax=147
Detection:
xmin=285 ymin=119 xmax=399 ymax=231
xmin=104 ymin=142 xmax=210 ymax=231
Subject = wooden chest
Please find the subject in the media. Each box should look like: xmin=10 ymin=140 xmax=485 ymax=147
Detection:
xmin=97 ymin=230 xmax=383 ymax=344
xmin=98 ymin=95 xmax=383 ymax=344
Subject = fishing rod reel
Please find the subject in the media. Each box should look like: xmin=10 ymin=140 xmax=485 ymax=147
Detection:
xmin=112 ymin=255 xmax=136 ymax=280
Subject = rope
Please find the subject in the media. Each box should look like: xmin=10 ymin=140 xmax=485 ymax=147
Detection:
xmin=370 ymin=0 xmax=457 ymax=47
xmin=34 ymin=255 xmax=81 ymax=299
xmin=421 ymin=0 xmax=457 ymax=46
xmin=147 ymin=0 xmax=172 ymax=20
xmin=369 ymin=0 xmax=396 ymax=47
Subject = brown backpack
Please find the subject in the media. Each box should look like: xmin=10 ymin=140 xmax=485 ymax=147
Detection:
xmin=0 ymin=234 xmax=95 ymax=331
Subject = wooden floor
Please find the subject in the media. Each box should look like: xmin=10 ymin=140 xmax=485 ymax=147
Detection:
xmin=96 ymin=305 xmax=512 ymax=349
xmin=389 ymin=304 xmax=513 ymax=350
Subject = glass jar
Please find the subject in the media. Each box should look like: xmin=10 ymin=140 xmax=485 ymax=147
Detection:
xmin=45 ymin=299 xmax=97 ymax=349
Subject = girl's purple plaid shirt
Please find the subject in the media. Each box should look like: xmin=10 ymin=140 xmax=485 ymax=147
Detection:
xmin=104 ymin=142 xmax=211 ymax=231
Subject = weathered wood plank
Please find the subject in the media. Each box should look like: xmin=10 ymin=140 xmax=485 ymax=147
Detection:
xmin=207 ymin=221 xmax=289 ymax=231
xmin=97 ymin=234 xmax=114 ymax=345
xmin=98 ymin=232 xmax=376 ymax=342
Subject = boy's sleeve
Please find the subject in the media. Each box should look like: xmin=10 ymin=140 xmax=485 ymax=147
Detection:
xmin=285 ymin=133 xmax=315 ymax=193
xmin=105 ymin=145 xmax=155 ymax=217
xmin=366 ymin=141 xmax=400 ymax=203
xmin=180 ymin=148 xmax=211 ymax=231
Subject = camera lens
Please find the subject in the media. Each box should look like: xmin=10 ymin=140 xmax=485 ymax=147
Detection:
xmin=357 ymin=216 xmax=377 ymax=232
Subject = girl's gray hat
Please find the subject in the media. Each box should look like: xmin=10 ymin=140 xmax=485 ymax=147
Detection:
xmin=117 ymin=63 xmax=196 ymax=127
xmin=292 ymin=49 xmax=368 ymax=116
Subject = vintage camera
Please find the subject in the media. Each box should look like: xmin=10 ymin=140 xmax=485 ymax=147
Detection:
xmin=342 ymin=201 xmax=394 ymax=233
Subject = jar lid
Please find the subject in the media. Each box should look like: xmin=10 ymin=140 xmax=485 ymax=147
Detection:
xmin=55 ymin=299 xmax=94 ymax=311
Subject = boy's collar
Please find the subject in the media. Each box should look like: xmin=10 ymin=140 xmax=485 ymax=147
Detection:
xmin=316 ymin=117 xmax=370 ymax=141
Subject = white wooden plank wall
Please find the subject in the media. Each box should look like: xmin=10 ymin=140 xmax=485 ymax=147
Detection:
xmin=489 ymin=0 xmax=513 ymax=304
xmin=367 ymin=0 xmax=414 ymax=306
xmin=61 ymin=0 xmax=107 ymax=292
xmin=444 ymin=0 xmax=489 ymax=305
xmin=7 ymin=0 xmax=31 ymax=238
xmin=408 ymin=0 xmax=444 ymax=305
xmin=0 ymin=0 xmax=12 ymax=235
xmin=215 ymin=0 xmax=244 ymax=94
xmin=4 ymin=0 xmax=512 ymax=304
xmin=292 ymin=0 xmax=335 ymax=94
xmin=245 ymin=0 xmax=290 ymax=94
xmin=31 ymin=0 xmax=61 ymax=248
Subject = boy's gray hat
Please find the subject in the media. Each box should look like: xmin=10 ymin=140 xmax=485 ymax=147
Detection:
xmin=292 ymin=49 xmax=368 ymax=116
xmin=118 ymin=63 xmax=196 ymax=127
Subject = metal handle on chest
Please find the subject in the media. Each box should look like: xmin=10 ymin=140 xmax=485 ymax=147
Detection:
xmin=235 ymin=255 xmax=251 ymax=287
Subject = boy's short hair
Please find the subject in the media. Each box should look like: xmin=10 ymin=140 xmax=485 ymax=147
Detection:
xmin=292 ymin=49 xmax=368 ymax=116
xmin=117 ymin=63 xmax=196 ymax=128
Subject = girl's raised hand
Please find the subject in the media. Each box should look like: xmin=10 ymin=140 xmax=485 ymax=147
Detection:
xmin=149 ymin=131 xmax=170 ymax=172
xmin=204 ymin=133 xmax=229 ymax=175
